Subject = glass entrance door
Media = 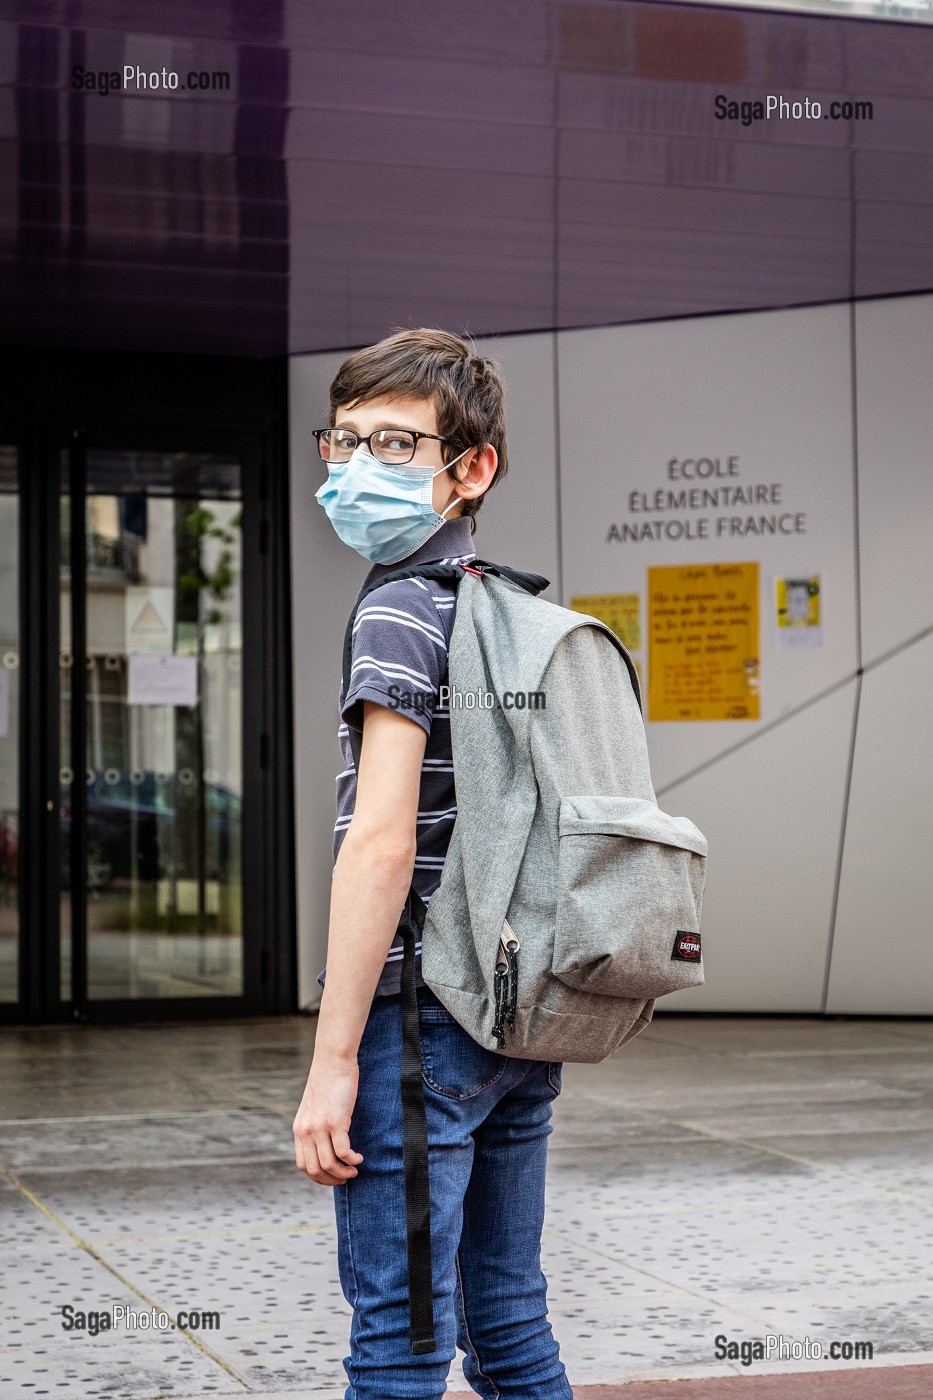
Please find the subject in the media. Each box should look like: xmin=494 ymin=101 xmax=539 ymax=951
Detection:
xmin=62 ymin=448 xmax=246 ymax=1004
xmin=0 ymin=348 xmax=293 ymax=1027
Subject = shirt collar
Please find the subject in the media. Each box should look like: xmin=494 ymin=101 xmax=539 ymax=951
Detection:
xmin=362 ymin=516 xmax=477 ymax=588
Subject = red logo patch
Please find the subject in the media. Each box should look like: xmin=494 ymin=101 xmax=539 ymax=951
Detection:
xmin=671 ymin=930 xmax=701 ymax=962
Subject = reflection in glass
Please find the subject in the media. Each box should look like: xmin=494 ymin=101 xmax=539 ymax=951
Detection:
xmin=0 ymin=446 xmax=18 ymax=1002
xmin=60 ymin=467 xmax=73 ymax=1000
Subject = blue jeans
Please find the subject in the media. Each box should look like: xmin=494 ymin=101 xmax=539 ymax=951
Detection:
xmin=333 ymin=984 xmax=573 ymax=1399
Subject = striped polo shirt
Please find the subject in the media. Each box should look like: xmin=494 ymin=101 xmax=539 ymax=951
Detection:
xmin=317 ymin=516 xmax=477 ymax=999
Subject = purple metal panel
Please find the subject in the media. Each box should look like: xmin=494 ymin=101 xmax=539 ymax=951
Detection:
xmin=0 ymin=0 xmax=930 ymax=356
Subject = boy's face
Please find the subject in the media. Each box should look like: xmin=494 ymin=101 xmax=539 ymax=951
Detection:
xmin=334 ymin=393 xmax=492 ymax=517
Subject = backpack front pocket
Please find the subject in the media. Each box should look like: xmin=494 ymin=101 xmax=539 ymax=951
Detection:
xmin=552 ymin=795 xmax=707 ymax=1000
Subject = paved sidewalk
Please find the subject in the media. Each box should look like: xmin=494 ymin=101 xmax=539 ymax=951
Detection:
xmin=1 ymin=1011 xmax=932 ymax=1397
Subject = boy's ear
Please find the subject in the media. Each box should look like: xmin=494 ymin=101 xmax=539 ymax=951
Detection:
xmin=452 ymin=443 xmax=498 ymax=500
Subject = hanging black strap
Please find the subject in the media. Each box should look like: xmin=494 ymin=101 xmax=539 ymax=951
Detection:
xmin=398 ymin=885 xmax=435 ymax=1353
xmin=341 ymin=556 xmax=549 ymax=1354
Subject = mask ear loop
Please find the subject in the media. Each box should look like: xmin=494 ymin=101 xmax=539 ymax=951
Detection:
xmin=432 ymin=444 xmax=473 ymax=518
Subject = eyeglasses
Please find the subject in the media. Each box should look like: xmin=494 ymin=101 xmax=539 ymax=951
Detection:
xmin=312 ymin=427 xmax=452 ymax=471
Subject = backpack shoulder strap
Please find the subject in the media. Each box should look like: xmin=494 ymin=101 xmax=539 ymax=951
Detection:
xmin=579 ymin=620 xmax=643 ymax=716
xmin=470 ymin=558 xmax=550 ymax=596
xmin=341 ymin=558 xmax=551 ymax=769
xmin=341 ymin=562 xmax=466 ymax=771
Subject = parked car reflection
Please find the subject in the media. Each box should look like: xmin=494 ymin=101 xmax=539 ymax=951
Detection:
xmin=60 ymin=772 xmax=241 ymax=890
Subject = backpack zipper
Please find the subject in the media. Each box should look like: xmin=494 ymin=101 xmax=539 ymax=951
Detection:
xmin=492 ymin=921 xmax=520 ymax=1048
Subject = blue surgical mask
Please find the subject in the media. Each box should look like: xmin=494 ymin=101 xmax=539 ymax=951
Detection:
xmin=315 ymin=444 xmax=472 ymax=565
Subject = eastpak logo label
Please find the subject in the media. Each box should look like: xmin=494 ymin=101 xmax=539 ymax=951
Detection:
xmin=671 ymin=930 xmax=701 ymax=962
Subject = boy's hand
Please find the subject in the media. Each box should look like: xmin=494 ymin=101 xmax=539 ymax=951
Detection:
xmin=293 ymin=1055 xmax=364 ymax=1186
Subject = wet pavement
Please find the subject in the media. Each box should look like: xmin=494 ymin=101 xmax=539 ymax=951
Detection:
xmin=1 ymin=1011 xmax=932 ymax=1397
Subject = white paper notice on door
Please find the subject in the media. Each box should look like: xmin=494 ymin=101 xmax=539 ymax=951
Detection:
xmin=128 ymin=654 xmax=198 ymax=707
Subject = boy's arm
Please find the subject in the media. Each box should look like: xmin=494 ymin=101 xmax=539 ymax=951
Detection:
xmin=293 ymin=700 xmax=427 ymax=1186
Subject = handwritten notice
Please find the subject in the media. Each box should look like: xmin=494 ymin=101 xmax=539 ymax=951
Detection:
xmin=647 ymin=562 xmax=760 ymax=722
xmin=569 ymin=593 xmax=641 ymax=652
xmin=128 ymin=654 xmax=198 ymax=707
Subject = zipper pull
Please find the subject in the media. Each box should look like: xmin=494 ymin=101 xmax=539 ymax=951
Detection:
xmin=505 ymin=941 xmax=519 ymax=1032
xmin=494 ymin=919 xmax=520 ymax=1041
xmin=492 ymin=966 xmax=508 ymax=1049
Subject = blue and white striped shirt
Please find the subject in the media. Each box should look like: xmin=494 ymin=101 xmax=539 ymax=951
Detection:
xmin=317 ymin=517 xmax=477 ymax=998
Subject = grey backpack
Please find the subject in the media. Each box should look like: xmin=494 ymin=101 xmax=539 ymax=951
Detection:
xmin=421 ymin=563 xmax=708 ymax=1064
xmin=342 ymin=557 xmax=707 ymax=1356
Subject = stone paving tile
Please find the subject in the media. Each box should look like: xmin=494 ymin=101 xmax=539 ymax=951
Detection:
xmin=0 ymin=1338 xmax=229 ymax=1400
xmin=564 ymin=1063 xmax=931 ymax=1120
xmin=0 ymin=1072 xmax=302 ymax=1123
xmin=702 ymin=1284 xmax=933 ymax=1358
xmin=24 ymin=1159 xmax=333 ymax=1250
xmin=545 ymin=1134 xmax=817 ymax=1197
xmin=0 ymin=1108 xmax=295 ymax=1175
xmin=544 ymin=1188 xmax=931 ymax=1296
xmin=98 ymin=1227 xmax=351 ymax=1391
xmin=714 ymin=1127 xmax=933 ymax=1197
xmin=0 ymin=1228 xmax=228 ymax=1400
xmin=641 ymin=1016 xmax=928 ymax=1054
xmin=661 ymin=1099 xmax=933 ymax=1139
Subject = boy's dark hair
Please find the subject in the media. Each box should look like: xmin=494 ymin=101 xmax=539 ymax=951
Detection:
xmin=329 ymin=327 xmax=508 ymax=532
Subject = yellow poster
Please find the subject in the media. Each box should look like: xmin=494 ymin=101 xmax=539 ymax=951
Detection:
xmin=569 ymin=593 xmax=640 ymax=652
xmin=647 ymin=562 xmax=760 ymax=722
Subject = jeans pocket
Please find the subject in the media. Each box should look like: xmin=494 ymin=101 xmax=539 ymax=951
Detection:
xmin=547 ymin=1061 xmax=563 ymax=1096
xmin=420 ymin=1013 xmax=508 ymax=1100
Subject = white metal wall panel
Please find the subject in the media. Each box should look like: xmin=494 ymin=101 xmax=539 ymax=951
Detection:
xmin=826 ymin=632 xmax=933 ymax=1014
xmin=658 ymin=680 xmax=856 ymax=1012
xmin=854 ymin=294 xmax=933 ymax=665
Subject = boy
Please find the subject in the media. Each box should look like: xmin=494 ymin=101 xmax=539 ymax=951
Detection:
xmin=293 ymin=328 xmax=573 ymax=1399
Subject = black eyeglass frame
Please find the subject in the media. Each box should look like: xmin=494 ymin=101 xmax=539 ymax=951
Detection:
xmin=312 ymin=427 xmax=453 ymax=466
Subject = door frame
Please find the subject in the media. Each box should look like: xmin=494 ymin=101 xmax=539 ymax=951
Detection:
xmin=3 ymin=345 xmax=296 ymax=1024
